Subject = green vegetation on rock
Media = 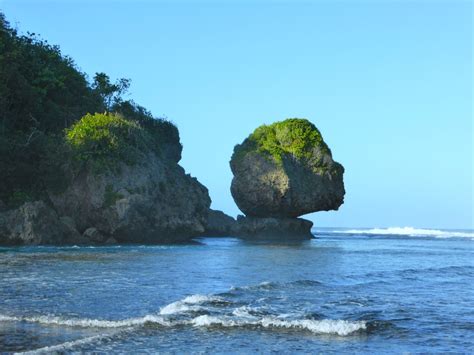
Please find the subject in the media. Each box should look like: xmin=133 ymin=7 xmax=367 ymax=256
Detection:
xmin=0 ymin=12 xmax=181 ymax=205
xmin=232 ymin=118 xmax=331 ymax=168
xmin=66 ymin=113 xmax=150 ymax=170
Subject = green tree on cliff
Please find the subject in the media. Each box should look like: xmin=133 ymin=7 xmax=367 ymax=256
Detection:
xmin=0 ymin=12 xmax=179 ymax=205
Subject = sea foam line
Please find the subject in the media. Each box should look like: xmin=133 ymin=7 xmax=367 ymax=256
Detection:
xmin=0 ymin=313 xmax=169 ymax=328
xmin=189 ymin=315 xmax=366 ymax=336
xmin=320 ymin=227 xmax=474 ymax=239
xmin=159 ymin=294 xmax=225 ymax=315
xmin=1 ymin=312 xmax=365 ymax=336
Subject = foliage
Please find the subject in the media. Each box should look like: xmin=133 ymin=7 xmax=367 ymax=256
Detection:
xmin=66 ymin=113 xmax=153 ymax=170
xmin=92 ymin=73 xmax=130 ymax=111
xmin=0 ymin=14 xmax=103 ymax=134
xmin=0 ymin=12 xmax=180 ymax=206
xmin=233 ymin=118 xmax=330 ymax=166
xmin=113 ymin=100 xmax=182 ymax=159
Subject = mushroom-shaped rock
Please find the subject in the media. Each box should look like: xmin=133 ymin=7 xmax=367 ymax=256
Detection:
xmin=230 ymin=118 xmax=345 ymax=218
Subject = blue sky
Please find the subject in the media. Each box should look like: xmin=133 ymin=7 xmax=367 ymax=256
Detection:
xmin=1 ymin=0 xmax=472 ymax=229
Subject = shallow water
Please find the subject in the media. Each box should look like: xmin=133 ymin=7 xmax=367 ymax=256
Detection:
xmin=0 ymin=228 xmax=473 ymax=353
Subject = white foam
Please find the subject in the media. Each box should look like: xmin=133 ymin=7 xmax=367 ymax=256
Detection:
xmin=1 ymin=293 xmax=367 ymax=338
xmin=260 ymin=317 xmax=366 ymax=336
xmin=323 ymin=227 xmax=474 ymax=239
xmin=188 ymin=314 xmax=365 ymax=336
xmin=159 ymin=294 xmax=223 ymax=315
xmin=231 ymin=306 xmax=260 ymax=319
xmin=0 ymin=313 xmax=168 ymax=328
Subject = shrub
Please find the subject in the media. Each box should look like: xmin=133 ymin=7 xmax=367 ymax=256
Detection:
xmin=233 ymin=118 xmax=330 ymax=165
xmin=65 ymin=113 xmax=151 ymax=170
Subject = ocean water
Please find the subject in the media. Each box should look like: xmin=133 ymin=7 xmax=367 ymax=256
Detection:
xmin=0 ymin=227 xmax=473 ymax=353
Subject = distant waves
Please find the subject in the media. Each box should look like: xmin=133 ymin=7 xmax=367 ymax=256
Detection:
xmin=313 ymin=227 xmax=474 ymax=239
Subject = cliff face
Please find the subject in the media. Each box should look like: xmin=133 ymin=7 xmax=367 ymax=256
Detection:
xmin=0 ymin=153 xmax=211 ymax=245
xmin=49 ymin=154 xmax=211 ymax=243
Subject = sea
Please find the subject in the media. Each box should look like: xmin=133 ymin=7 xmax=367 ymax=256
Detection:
xmin=0 ymin=227 xmax=473 ymax=353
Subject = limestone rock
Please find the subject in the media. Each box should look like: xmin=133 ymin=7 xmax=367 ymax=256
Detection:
xmin=204 ymin=209 xmax=237 ymax=236
xmin=48 ymin=153 xmax=211 ymax=244
xmin=83 ymin=227 xmax=106 ymax=243
xmin=230 ymin=118 xmax=345 ymax=218
xmin=0 ymin=201 xmax=83 ymax=245
xmin=235 ymin=215 xmax=313 ymax=240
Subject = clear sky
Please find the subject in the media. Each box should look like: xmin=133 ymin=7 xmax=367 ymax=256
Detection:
xmin=1 ymin=0 xmax=472 ymax=229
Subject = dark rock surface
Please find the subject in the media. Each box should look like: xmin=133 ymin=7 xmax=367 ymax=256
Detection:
xmin=234 ymin=215 xmax=313 ymax=240
xmin=0 ymin=153 xmax=212 ymax=245
xmin=82 ymin=227 xmax=106 ymax=244
xmin=204 ymin=209 xmax=237 ymax=236
xmin=202 ymin=210 xmax=314 ymax=241
xmin=0 ymin=201 xmax=85 ymax=245
xmin=48 ymin=153 xmax=211 ymax=244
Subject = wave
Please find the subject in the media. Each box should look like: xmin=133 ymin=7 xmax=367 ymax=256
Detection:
xmin=159 ymin=294 xmax=227 ymax=315
xmin=230 ymin=279 xmax=323 ymax=292
xmin=1 ymin=288 xmax=366 ymax=338
xmin=1 ymin=312 xmax=365 ymax=337
xmin=18 ymin=333 xmax=112 ymax=355
xmin=318 ymin=227 xmax=474 ymax=239
xmin=189 ymin=315 xmax=366 ymax=336
xmin=0 ymin=313 xmax=170 ymax=328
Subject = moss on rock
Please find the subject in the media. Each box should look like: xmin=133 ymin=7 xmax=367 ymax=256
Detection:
xmin=232 ymin=118 xmax=332 ymax=172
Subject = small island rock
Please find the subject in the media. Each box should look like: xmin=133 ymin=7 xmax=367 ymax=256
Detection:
xmin=230 ymin=118 xmax=345 ymax=218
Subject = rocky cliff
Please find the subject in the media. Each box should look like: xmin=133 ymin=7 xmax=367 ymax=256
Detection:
xmin=49 ymin=154 xmax=211 ymax=244
xmin=0 ymin=112 xmax=212 ymax=245
xmin=0 ymin=154 xmax=211 ymax=245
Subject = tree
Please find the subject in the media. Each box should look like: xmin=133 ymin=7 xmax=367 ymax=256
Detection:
xmin=92 ymin=73 xmax=130 ymax=111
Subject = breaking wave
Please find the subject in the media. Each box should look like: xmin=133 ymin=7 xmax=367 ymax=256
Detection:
xmin=159 ymin=294 xmax=226 ymax=315
xmin=1 ymin=311 xmax=366 ymax=338
xmin=317 ymin=227 xmax=474 ymax=239
xmin=0 ymin=313 xmax=170 ymax=328
xmin=189 ymin=315 xmax=366 ymax=336
xmin=1 ymin=290 xmax=367 ymax=341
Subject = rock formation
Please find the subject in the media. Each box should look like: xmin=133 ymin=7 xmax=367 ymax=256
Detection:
xmin=47 ymin=154 xmax=210 ymax=244
xmin=0 ymin=121 xmax=212 ymax=246
xmin=0 ymin=201 xmax=86 ymax=245
xmin=204 ymin=209 xmax=237 ymax=236
xmin=229 ymin=118 xmax=345 ymax=239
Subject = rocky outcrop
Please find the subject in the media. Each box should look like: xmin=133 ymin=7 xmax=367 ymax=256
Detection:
xmin=202 ymin=210 xmax=313 ymax=240
xmin=204 ymin=209 xmax=237 ymax=236
xmin=0 ymin=152 xmax=211 ymax=245
xmin=48 ymin=153 xmax=211 ymax=244
xmin=230 ymin=119 xmax=345 ymax=218
xmin=234 ymin=215 xmax=313 ymax=240
xmin=0 ymin=201 xmax=86 ymax=245
xmin=229 ymin=118 xmax=345 ymax=240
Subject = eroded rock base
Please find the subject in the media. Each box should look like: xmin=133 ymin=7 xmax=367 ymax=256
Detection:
xmin=234 ymin=216 xmax=314 ymax=240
